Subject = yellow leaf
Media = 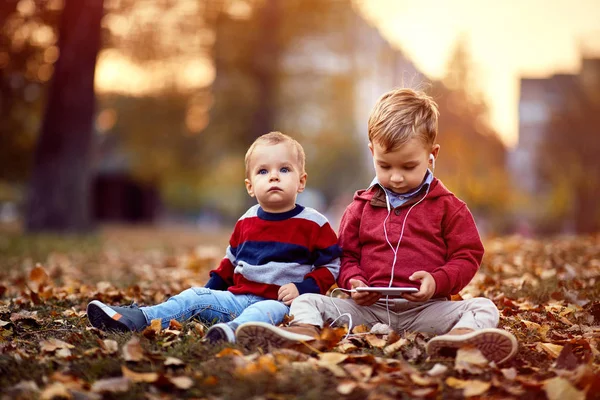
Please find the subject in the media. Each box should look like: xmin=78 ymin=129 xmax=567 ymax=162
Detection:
xmin=455 ymin=347 xmax=488 ymax=373
xmin=543 ymin=377 xmax=585 ymax=400
xmin=318 ymin=352 xmax=348 ymax=365
xmin=169 ymin=376 xmax=194 ymax=389
xmin=337 ymin=381 xmax=357 ymax=395
xmin=121 ymin=366 xmax=159 ymax=383
xmin=384 ymin=337 xmax=407 ymax=356
xmin=410 ymin=373 xmax=435 ymax=386
xmin=463 ymin=380 xmax=491 ymax=397
xmin=40 ymin=382 xmax=71 ymax=400
xmin=364 ymin=334 xmax=387 ymax=348
xmin=101 ymin=339 xmax=118 ymax=354
xmin=537 ymin=342 xmax=563 ymax=358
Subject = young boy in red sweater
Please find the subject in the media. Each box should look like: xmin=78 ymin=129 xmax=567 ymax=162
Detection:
xmin=236 ymin=89 xmax=518 ymax=364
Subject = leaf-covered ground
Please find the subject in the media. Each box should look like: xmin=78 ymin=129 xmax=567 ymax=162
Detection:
xmin=1 ymin=227 xmax=599 ymax=399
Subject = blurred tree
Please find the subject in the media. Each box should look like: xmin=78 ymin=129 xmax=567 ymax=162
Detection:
xmin=537 ymin=64 xmax=600 ymax=233
xmin=207 ymin=0 xmax=366 ymax=212
xmin=435 ymin=37 xmax=511 ymax=233
xmin=25 ymin=0 xmax=104 ymax=232
xmin=0 ymin=0 xmax=62 ymax=184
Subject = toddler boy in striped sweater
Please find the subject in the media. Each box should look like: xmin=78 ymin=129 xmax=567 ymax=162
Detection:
xmin=87 ymin=132 xmax=341 ymax=343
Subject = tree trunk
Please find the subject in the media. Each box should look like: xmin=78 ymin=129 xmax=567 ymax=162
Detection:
xmin=25 ymin=0 xmax=104 ymax=233
xmin=250 ymin=0 xmax=280 ymax=142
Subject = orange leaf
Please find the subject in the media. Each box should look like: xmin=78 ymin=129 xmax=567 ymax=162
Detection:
xmin=215 ymin=348 xmax=243 ymax=358
xmin=29 ymin=265 xmax=49 ymax=293
xmin=142 ymin=319 xmax=162 ymax=338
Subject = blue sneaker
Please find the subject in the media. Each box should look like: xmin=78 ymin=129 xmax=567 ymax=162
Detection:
xmin=205 ymin=323 xmax=236 ymax=344
xmin=86 ymin=300 xmax=148 ymax=332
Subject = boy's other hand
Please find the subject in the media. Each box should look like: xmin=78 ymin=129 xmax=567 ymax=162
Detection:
xmin=278 ymin=283 xmax=300 ymax=305
xmin=350 ymin=279 xmax=381 ymax=306
xmin=403 ymin=271 xmax=436 ymax=302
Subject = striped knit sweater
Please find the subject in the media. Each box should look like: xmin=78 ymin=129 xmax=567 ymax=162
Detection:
xmin=206 ymin=204 xmax=341 ymax=299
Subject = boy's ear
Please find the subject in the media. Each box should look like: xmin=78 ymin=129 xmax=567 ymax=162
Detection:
xmin=368 ymin=142 xmax=374 ymax=156
xmin=431 ymin=144 xmax=440 ymax=159
xmin=297 ymin=173 xmax=307 ymax=193
xmin=245 ymin=178 xmax=255 ymax=197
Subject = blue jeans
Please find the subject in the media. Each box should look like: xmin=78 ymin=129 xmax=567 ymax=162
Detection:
xmin=140 ymin=287 xmax=290 ymax=329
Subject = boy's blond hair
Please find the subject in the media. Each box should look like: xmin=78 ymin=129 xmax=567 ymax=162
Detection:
xmin=244 ymin=131 xmax=306 ymax=177
xmin=368 ymin=88 xmax=439 ymax=151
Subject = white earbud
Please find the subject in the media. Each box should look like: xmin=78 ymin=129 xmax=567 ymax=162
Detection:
xmin=385 ymin=190 xmax=391 ymax=212
xmin=429 ymin=154 xmax=435 ymax=171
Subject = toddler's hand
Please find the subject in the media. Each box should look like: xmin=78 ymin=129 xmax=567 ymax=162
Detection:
xmin=350 ymin=279 xmax=381 ymax=306
xmin=403 ymin=271 xmax=436 ymax=302
xmin=278 ymin=283 xmax=300 ymax=305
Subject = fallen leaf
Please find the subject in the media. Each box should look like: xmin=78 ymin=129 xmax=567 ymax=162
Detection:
xmin=142 ymin=319 xmax=162 ymax=338
xmin=364 ymin=334 xmax=387 ymax=348
xmin=337 ymin=380 xmax=357 ymax=395
xmin=317 ymin=352 xmax=348 ymax=377
xmin=165 ymin=356 xmax=184 ymax=366
xmin=169 ymin=319 xmax=183 ymax=330
xmin=427 ymin=363 xmax=448 ymax=377
xmin=40 ymin=382 xmax=71 ymax=400
xmin=383 ymin=337 xmax=407 ymax=356
xmin=446 ymin=377 xmax=490 ymax=397
xmin=40 ymin=338 xmax=75 ymax=353
xmin=501 ymin=367 xmax=517 ymax=380
xmin=335 ymin=340 xmax=358 ymax=353
xmin=91 ymin=377 xmax=131 ymax=393
xmin=122 ymin=337 xmax=145 ymax=362
xmin=463 ymin=380 xmax=491 ymax=397
xmin=455 ymin=347 xmax=488 ymax=373
xmin=543 ymin=377 xmax=585 ymax=400
xmin=121 ymin=366 xmax=159 ymax=383
xmin=537 ymin=342 xmax=563 ymax=358
xmin=101 ymin=339 xmax=118 ymax=354
xmin=410 ymin=373 xmax=436 ymax=386
xmin=169 ymin=376 xmax=194 ymax=389
xmin=215 ymin=348 xmax=243 ymax=358
xmin=29 ymin=265 xmax=50 ymax=293
xmin=10 ymin=311 xmax=42 ymax=326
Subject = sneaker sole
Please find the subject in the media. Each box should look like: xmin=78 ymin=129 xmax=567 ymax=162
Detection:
xmin=426 ymin=328 xmax=518 ymax=364
xmin=236 ymin=321 xmax=315 ymax=350
xmin=86 ymin=300 xmax=132 ymax=332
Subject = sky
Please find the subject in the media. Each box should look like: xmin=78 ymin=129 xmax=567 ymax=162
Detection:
xmin=357 ymin=0 xmax=600 ymax=147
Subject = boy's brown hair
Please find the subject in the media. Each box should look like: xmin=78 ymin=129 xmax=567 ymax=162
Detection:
xmin=244 ymin=131 xmax=306 ymax=177
xmin=368 ymin=88 xmax=439 ymax=151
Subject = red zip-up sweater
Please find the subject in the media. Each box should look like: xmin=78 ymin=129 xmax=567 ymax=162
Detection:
xmin=338 ymin=178 xmax=484 ymax=298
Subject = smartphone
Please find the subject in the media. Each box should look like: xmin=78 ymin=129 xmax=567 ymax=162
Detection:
xmin=355 ymin=287 xmax=419 ymax=297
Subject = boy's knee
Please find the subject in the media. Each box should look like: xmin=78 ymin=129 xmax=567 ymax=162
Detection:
xmin=467 ymin=297 xmax=499 ymax=321
xmin=290 ymin=293 xmax=323 ymax=310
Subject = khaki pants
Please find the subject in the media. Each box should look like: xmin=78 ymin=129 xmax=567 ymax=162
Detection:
xmin=289 ymin=293 xmax=499 ymax=335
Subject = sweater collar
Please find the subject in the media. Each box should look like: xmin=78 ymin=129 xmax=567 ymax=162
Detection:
xmin=257 ymin=204 xmax=304 ymax=221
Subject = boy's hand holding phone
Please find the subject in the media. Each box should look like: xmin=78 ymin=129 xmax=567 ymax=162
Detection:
xmin=350 ymin=279 xmax=381 ymax=306
xmin=403 ymin=271 xmax=436 ymax=302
